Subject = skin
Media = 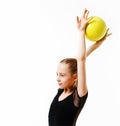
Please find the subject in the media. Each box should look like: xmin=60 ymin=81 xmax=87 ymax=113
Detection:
xmin=56 ymin=63 xmax=77 ymax=89
xmin=57 ymin=9 xmax=111 ymax=100
xmin=57 ymin=63 xmax=77 ymax=101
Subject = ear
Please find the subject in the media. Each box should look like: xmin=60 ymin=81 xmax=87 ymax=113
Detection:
xmin=73 ymin=73 xmax=78 ymax=81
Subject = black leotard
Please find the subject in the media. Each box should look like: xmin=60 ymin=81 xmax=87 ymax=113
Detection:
xmin=48 ymin=88 xmax=88 ymax=126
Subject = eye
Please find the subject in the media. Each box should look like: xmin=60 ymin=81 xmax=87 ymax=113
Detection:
xmin=60 ymin=74 xmax=65 ymax=77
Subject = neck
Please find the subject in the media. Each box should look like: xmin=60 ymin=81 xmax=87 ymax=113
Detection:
xmin=64 ymin=86 xmax=76 ymax=93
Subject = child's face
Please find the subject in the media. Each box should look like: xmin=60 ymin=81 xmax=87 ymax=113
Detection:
xmin=56 ymin=63 xmax=76 ymax=89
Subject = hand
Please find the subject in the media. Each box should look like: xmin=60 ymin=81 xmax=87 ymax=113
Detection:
xmin=94 ymin=28 xmax=112 ymax=48
xmin=96 ymin=28 xmax=112 ymax=45
xmin=86 ymin=28 xmax=112 ymax=57
xmin=76 ymin=9 xmax=92 ymax=32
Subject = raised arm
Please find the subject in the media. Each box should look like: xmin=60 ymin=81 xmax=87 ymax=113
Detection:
xmin=76 ymin=9 xmax=111 ymax=97
xmin=86 ymin=29 xmax=112 ymax=57
xmin=76 ymin=9 xmax=90 ymax=97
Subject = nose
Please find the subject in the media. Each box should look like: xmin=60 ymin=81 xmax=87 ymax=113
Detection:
xmin=56 ymin=75 xmax=60 ymax=82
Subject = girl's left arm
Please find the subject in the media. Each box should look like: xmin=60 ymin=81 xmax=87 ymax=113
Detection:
xmin=86 ymin=29 xmax=111 ymax=57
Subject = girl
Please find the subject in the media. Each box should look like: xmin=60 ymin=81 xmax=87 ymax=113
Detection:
xmin=48 ymin=9 xmax=111 ymax=126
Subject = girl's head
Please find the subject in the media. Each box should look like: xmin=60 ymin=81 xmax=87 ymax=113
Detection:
xmin=56 ymin=58 xmax=77 ymax=91
xmin=60 ymin=58 xmax=77 ymax=74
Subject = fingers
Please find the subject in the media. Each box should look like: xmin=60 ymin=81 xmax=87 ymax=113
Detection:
xmin=97 ymin=28 xmax=112 ymax=42
xmin=87 ymin=16 xmax=93 ymax=22
xmin=82 ymin=8 xmax=89 ymax=19
xmin=106 ymin=28 xmax=112 ymax=36
xmin=76 ymin=16 xmax=80 ymax=23
xmin=105 ymin=28 xmax=112 ymax=37
xmin=76 ymin=9 xmax=89 ymax=24
xmin=77 ymin=8 xmax=89 ymax=21
xmin=107 ymin=33 xmax=112 ymax=37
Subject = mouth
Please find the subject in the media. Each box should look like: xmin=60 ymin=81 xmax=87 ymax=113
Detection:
xmin=58 ymin=83 xmax=62 ymax=86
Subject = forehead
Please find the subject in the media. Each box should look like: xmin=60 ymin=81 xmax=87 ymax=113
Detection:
xmin=57 ymin=63 xmax=70 ymax=72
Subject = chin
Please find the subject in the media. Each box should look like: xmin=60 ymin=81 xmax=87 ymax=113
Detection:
xmin=59 ymin=86 xmax=64 ymax=89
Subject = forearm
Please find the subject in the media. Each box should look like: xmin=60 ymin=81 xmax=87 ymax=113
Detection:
xmin=86 ymin=41 xmax=103 ymax=57
xmin=86 ymin=44 xmax=97 ymax=57
xmin=77 ymin=31 xmax=87 ymax=96
xmin=77 ymin=31 xmax=86 ymax=60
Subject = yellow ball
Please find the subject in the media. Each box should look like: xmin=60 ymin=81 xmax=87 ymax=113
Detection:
xmin=85 ymin=16 xmax=107 ymax=42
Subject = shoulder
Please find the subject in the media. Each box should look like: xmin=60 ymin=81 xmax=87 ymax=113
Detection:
xmin=73 ymin=88 xmax=88 ymax=98
xmin=73 ymin=88 xmax=88 ymax=107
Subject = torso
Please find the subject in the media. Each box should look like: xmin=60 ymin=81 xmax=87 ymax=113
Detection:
xmin=58 ymin=91 xmax=73 ymax=101
xmin=48 ymin=89 xmax=88 ymax=126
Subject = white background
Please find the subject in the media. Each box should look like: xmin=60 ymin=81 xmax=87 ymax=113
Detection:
xmin=0 ymin=0 xmax=120 ymax=126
